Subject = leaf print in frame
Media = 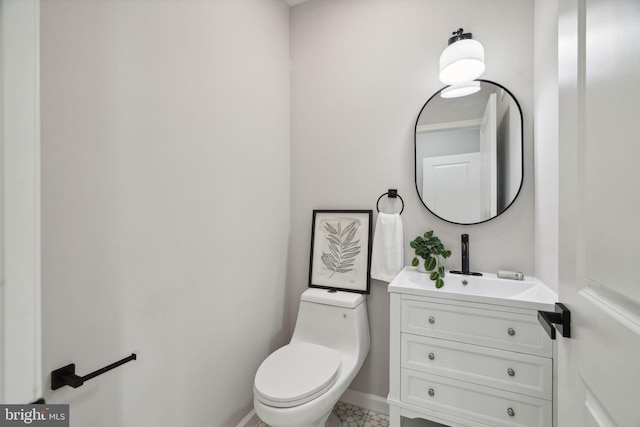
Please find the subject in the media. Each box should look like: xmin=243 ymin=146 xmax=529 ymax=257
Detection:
xmin=320 ymin=220 xmax=361 ymax=277
xmin=309 ymin=210 xmax=373 ymax=294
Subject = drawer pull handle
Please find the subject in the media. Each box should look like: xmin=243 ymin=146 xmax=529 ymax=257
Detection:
xmin=428 ymin=353 xmax=435 ymax=360
xmin=428 ymin=316 xmax=435 ymax=324
xmin=507 ymin=327 xmax=516 ymax=336
xmin=428 ymin=388 xmax=435 ymax=397
xmin=507 ymin=368 xmax=515 ymax=376
xmin=507 ymin=407 xmax=515 ymax=417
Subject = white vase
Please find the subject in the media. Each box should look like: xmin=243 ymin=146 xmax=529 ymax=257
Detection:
xmin=414 ymin=258 xmax=428 ymax=273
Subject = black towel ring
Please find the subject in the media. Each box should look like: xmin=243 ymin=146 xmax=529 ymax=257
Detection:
xmin=376 ymin=189 xmax=404 ymax=215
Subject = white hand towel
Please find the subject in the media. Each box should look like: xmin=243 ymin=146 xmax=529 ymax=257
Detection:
xmin=370 ymin=212 xmax=404 ymax=282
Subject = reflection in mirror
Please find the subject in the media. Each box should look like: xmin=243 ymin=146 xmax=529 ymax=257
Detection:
xmin=414 ymin=80 xmax=523 ymax=224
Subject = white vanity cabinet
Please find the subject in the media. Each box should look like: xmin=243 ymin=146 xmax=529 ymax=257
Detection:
xmin=388 ymin=268 xmax=556 ymax=427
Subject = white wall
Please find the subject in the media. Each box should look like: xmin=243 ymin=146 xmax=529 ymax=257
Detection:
xmin=290 ymin=0 xmax=534 ymax=397
xmin=533 ymin=0 xmax=559 ymax=292
xmin=0 ymin=0 xmax=42 ymax=404
xmin=40 ymin=1 xmax=290 ymax=426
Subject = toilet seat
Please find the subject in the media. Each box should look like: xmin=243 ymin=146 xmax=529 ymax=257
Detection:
xmin=254 ymin=341 xmax=341 ymax=408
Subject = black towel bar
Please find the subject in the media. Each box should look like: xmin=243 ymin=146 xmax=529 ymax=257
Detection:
xmin=51 ymin=353 xmax=137 ymax=390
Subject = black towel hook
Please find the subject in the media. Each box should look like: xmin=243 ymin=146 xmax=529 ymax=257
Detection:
xmin=376 ymin=189 xmax=404 ymax=214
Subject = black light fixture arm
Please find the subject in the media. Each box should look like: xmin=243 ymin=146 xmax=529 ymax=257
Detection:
xmin=51 ymin=353 xmax=137 ymax=390
xmin=448 ymin=28 xmax=473 ymax=45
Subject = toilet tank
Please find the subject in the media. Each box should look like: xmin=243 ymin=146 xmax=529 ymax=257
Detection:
xmin=291 ymin=288 xmax=370 ymax=357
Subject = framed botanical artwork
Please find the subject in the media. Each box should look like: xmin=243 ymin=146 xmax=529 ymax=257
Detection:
xmin=309 ymin=210 xmax=373 ymax=294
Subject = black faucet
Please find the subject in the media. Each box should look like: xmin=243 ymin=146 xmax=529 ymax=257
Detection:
xmin=450 ymin=234 xmax=482 ymax=276
xmin=461 ymin=233 xmax=470 ymax=273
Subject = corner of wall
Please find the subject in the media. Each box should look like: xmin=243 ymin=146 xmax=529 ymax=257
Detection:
xmin=533 ymin=0 xmax=560 ymax=293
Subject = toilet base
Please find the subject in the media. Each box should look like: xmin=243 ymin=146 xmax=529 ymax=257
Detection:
xmin=256 ymin=403 xmax=341 ymax=427
xmin=325 ymin=412 xmax=341 ymax=427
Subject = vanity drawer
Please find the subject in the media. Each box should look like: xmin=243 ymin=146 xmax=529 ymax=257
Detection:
xmin=401 ymin=334 xmax=552 ymax=400
xmin=401 ymin=298 xmax=552 ymax=357
xmin=401 ymin=369 xmax=552 ymax=427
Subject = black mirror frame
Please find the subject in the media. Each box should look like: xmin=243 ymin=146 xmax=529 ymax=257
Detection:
xmin=414 ymin=79 xmax=524 ymax=225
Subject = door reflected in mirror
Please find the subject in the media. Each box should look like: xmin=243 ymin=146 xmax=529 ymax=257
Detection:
xmin=415 ymin=80 xmax=523 ymax=224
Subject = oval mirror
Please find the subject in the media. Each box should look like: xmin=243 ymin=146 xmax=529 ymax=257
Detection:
xmin=414 ymin=80 xmax=523 ymax=225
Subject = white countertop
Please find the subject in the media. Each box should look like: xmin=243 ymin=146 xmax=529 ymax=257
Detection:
xmin=388 ymin=267 xmax=557 ymax=312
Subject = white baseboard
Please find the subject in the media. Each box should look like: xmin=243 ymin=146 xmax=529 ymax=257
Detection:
xmin=237 ymin=388 xmax=389 ymax=426
xmin=236 ymin=409 xmax=259 ymax=427
xmin=339 ymin=388 xmax=389 ymax=415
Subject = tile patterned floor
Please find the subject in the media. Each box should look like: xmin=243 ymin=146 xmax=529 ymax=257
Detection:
xmin=255 ymin=401 xmax=389 ymax=427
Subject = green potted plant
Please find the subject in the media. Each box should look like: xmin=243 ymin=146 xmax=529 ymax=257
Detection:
xmin=410 ymin=231 xmax=452 ymax=288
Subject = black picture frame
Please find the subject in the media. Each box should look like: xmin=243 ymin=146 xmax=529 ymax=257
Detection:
xmin=308 ymin=210 xmax=373 ymax=294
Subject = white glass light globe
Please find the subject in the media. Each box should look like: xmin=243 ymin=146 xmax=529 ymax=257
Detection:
xmin=439 ymin=39 xmax=485 ymax=85
xmin=441 ymin=81 xmax=481 ymax=98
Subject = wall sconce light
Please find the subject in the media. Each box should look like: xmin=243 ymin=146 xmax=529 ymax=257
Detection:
xmin=439 ymin=28 xmax=485 ymax=86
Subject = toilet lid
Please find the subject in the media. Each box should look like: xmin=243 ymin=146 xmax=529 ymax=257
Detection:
xmin=254 ymin=342 xmax=341 ymax=408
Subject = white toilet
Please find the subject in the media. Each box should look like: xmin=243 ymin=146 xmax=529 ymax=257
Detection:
xmin=253 ymin=288 xmax=370 ymax=427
